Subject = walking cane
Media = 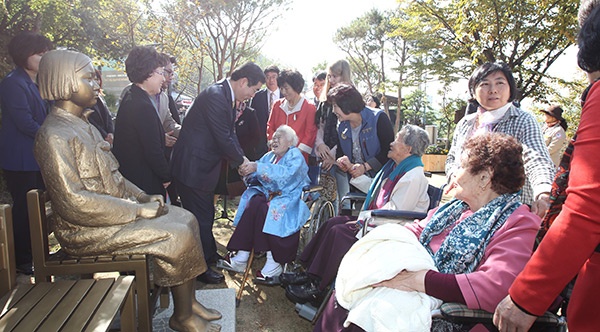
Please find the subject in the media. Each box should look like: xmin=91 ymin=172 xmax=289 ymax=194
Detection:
xmin=236 ymin=249 xmax=254 ymax=307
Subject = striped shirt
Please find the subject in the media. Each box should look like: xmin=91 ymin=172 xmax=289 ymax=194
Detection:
xmin=446 ymin=104 xmax=554 ymax=205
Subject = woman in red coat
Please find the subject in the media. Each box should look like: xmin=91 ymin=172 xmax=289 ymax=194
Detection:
xmin=266 ymin=69 xmax=317 ymax=161
xmin=494 ymin=2 xmax=600 ymax=331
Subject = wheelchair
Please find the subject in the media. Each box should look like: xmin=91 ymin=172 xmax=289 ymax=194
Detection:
xmin=334 ymin=183 xmax=568 ymax=331
xmin=293 ymin=183 xmax=444 ymax=323
xmin=297 ymin=164 xmax=335 ymax=256
xmin=434 ymin=232 xmax=572 ymax=332
xmin=229 ymin=163 xmax=335 ymax=306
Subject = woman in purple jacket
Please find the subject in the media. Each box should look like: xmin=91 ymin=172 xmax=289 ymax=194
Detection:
xmin=0 ymin=32 xmax=53 ymax=274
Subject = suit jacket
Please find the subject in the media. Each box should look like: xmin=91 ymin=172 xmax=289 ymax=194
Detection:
xmin=171 ymin=79 xmax=244 ymax=190
xmin=0 ymin=67 xmax=49 ymax=171
xmin=112 ymin=84 xmax=170 ymax=196
xmin=236 ymin=106 xmax=261 ymax=161
xmin=168 ymin=94 xmax=181 ymax=124
xmin=250 ymin=88 xmax=274 ymax=156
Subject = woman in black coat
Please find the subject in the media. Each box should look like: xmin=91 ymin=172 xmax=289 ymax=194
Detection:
xmin=112 ymin=46 xmax=171 ymax=197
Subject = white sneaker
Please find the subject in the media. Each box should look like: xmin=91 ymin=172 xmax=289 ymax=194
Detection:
xmin=259 ymin=263 xmax=283 ymax=278
xmin=254 ymin=264 xmax=283 ymax=286
xmin=216 ymin=254 xmax=247 ymax=273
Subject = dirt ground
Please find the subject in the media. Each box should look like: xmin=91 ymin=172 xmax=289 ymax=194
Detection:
xmin=199 ymin=198 xmax=314 ymax=332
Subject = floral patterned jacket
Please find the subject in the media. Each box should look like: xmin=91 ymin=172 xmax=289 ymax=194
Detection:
xmin=233 ymin=146 xmax=310 ymax=237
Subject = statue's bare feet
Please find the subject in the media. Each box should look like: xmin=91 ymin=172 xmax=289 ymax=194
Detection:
xmin=192 ymin=300 xmax=222 ymax=321
xmin=169 ymin=314 xmax=221 ymax=332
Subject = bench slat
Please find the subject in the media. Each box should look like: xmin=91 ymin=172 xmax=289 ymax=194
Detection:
xmin=0 ymin=283 xmax=53 ymax=330
xmin=95 ymin=256 xmax=113 ymax=263
xmin=36 ymin=279 xmax=95 ymax=331
xmin=12 ymin=280 xmax=76 ymax=332
xmin=79 ymin=257 xmax=96 ymax=264
xmin=0 ymin=284 xmax=34 ymax=316
xmin=60 ymin=278 xmax=114 ymax=331
xmin=85 ymin=276 xmax=135 ymax=332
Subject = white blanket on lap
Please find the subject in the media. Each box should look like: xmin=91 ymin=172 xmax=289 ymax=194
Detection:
xmin=336 ymin=224 xmax=442 ymax=332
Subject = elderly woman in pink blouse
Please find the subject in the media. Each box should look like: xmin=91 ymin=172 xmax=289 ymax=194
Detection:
xmin=315 ymin=133 xmax=541 ymax=331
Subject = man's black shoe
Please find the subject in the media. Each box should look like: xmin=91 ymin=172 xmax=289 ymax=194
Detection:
xmin=280 ymin=271 xmax=311 ymax=287
xmin=196 ymin=268 xmax=225 ymax=284
xmin=285 ymin=280 xmax=325 ymax=306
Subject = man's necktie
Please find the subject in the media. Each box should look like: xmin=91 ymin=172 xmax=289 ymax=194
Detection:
xmin=269 ymin=91 xmax=274 ymax=113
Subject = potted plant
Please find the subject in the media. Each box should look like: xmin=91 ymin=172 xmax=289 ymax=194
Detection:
xmin=423 ymin=145 xmax=449 ymax=172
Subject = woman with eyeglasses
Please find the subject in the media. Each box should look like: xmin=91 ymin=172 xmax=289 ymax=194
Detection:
xmin=112 ymin=46 xmax=172 ymax=198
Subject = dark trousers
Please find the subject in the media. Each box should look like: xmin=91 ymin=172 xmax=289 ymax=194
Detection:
xmin=227 ymin=194 xmax=300 ymax=264
xmin=176 ymin=179 xmax=218 ymax=264
xmin=299 ymin=215 xmax=358 ymax=290
xmin=2 ymin=170 xmax=45 ymax=266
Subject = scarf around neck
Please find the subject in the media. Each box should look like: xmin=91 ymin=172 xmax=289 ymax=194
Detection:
xmin=473 ymin=102 xmax=511 ymax=135
xmin=419 ymin=192 xmax=521 ymax=274
xmin=363 ymin=155 xmax=424 ymax=210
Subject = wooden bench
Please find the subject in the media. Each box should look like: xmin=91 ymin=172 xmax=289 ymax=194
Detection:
xmin=27 ymin=189 xmax=167 ymax=331
xmin=1 ymin=204 xmax=136 ymax=331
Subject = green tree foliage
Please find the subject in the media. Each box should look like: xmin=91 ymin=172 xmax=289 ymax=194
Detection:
xmin=436 ymin=89 xmax=464 ymax=148
xmin=400 ymin=89 xmax=436 ymax=127
xmin=162 ymin=0 xmax=291 ymax=93
xmin=334 ymin=8 xmax=422 ymax=132
xmin=0 ymin=0 xmax=148 ymax=77
xmin=408 ymin=0 xmax=580 ymax=101
xmin=334 ymin=9 xmax=390 ymax=94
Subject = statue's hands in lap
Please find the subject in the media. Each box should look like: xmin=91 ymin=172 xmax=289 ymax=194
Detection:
xmin=138 ymin=193 xmax=164 ymax=205
xmin=136 ymin=193 xmax=169 ymax=218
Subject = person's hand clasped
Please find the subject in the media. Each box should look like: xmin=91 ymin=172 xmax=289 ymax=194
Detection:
xmin=165 ymin=131 xmax=177 ymax=147
xmin=530 ymin=193 xmax=550 ymax=218
xmin=349 ymin=163 xmax=367 ymax=178
xmin=372 ymin=269 xmax=427 ymax=293
xmin=493 ymin=295 xmax=537 ymax=332
xmin=336 ymin=156 xmax=351 ymax=172
xmin=238 ymin=159 xmax=257 ymax=177
xmin=317 ymin=144 xmax=333 ymax=160
xmin=317 ymin=144 xmax=335 ymax=171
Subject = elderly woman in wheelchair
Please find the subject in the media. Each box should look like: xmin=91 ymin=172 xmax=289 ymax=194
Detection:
xmin=284 ymin=124 xmax=431 ymax=305
xmin=314 ymin=133 xmax=541 ymax=331
xmin=217 ymin=125 xmax=310 ymax=285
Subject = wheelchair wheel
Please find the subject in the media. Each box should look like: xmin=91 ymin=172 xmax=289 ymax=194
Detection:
xmin=308 ymin=199 xmax=334 ymax=238
xmin=297 ymin=199 xmax=334 ymax=257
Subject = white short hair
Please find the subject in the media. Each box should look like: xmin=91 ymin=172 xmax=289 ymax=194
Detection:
xmin=274 ymin=125 xmax=299 ymax=146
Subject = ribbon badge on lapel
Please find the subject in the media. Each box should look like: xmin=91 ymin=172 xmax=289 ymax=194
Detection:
xmin=341 ymin=127 xmax=349 ymax=140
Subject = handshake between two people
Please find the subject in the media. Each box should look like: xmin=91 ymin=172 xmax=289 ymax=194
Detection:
xmin=238 ymin=156 xmax=257 ymax=178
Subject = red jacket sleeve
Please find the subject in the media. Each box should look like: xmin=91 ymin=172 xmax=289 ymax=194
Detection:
xmin=509 ymin=81 xmax=600 ymax=315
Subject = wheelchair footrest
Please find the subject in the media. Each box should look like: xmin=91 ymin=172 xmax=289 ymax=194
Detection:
xmin=295 ymin=302 xmax=318 ymax=321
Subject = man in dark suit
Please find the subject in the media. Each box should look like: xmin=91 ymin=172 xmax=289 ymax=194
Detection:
xmin=171 ymin=62 xmax=265 ymax=284
xmin=250 ymin=65 xmax=280 ymax=157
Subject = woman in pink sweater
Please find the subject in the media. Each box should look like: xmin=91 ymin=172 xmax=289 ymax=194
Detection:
xmin=315 ymin=133 xmax=540 ymax=331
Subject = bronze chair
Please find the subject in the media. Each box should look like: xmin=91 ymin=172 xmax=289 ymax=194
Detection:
xmin=26 ymin=189 xmax=166 ymax=331
xmin=1 ymin=203 xmax=136 ymax=331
